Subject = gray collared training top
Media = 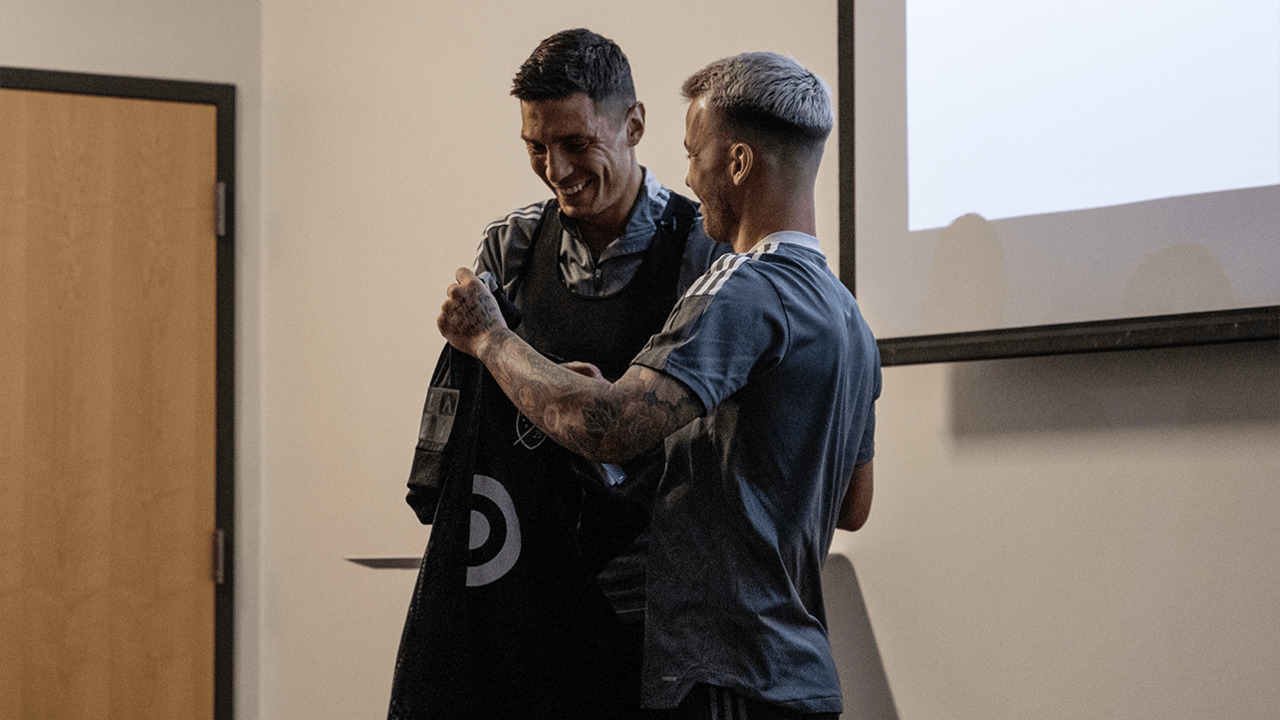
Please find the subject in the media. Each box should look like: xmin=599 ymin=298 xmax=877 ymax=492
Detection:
xmin=474 ymin=168 xmax=722 ymax=301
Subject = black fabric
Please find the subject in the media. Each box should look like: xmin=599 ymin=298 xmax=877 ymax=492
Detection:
xmin=403 ymin=285 xmax=521 ymax=521
xmin=391 ymin=290 xmax=648 ymax=720
xmin=404 ymin=191 xmax=696 ymax=520
xmin=389 ymin=345 xmax=481 ymax=720
xmin=513 ymin=193 xmax=697 ymax=382
xmin=644 ymin=685 xmax=840 ymax=720
xmin=394 ymin=193 xmax=698 ymax=718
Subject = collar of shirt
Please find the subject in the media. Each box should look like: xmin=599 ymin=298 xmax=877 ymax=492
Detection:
xmin=746 ymin=231 xmax=824 ymax=255
xmin=559 ymin=168 xmax=672 ymax=297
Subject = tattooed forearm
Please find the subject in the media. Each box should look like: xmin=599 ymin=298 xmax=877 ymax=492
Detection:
xmin=478 ymin=330 xmax=702 ymax=463
xmin=438 ymin=267 xmax=698 ymax=460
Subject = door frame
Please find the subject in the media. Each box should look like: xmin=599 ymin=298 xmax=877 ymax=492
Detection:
xmin=1 ymin=66 xmax=237 ymax=720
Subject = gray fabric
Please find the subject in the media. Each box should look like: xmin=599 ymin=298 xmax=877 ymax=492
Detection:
xmin=632 ymin=232 xmax=882 ymax=713
xmin=474 ymin=168 xmax=723 ymax=300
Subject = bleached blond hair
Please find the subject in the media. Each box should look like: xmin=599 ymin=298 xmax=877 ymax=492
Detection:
xmin=682 ymin=52 xmax=833 ymax=145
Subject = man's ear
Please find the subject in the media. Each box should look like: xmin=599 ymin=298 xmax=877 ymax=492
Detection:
xmin=729 ymin=142 xmax=753 ymax=186
xmin=626 ymin=101 xmax=646 ymax=147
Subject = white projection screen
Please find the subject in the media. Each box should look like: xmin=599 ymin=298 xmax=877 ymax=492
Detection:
xmin=842 ymin=1 xmax=1280 ymax=364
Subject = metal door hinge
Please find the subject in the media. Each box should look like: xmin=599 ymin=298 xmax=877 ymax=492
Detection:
xmin=212 ymin=528 xmax=227 ymax=585
xmin=215 ymin=181 xmax=227 ymax=237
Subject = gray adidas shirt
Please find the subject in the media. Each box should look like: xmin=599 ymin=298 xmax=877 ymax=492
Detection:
xmin=632 ymin=232 xmax=882 ymax=713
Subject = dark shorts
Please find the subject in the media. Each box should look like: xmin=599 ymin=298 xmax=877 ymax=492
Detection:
xmin=603 ymin=619 xmax=645 ymax=720
xmin=645 ymin=684 xmax=839 ymax=720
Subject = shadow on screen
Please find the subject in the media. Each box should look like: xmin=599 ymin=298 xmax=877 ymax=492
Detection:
xmin=822 ymin=554 xmax=900 ymax=720
xmin=1121 ymin=242 xmax=1235 ymax=317
xmin=948 ymin=339 xmax=1280 ymax=436
xmin=920 ymin=213 xmax=1007 ymax=335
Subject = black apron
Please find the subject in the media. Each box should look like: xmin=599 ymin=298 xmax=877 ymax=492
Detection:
xmin=390 ymin=194 xmax=697 ymax=719
xmin=513 ymin=194 xmax=696 ymax=382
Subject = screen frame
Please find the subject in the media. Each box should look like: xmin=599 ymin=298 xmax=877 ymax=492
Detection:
xmin=837 ymin=1 xmax=1280 ymax=366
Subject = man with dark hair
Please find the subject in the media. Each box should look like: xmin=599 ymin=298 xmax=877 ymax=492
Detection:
xmin=437 ymin=51 xmax=880 ymax=720
xmin=481 ymin=28 xmax=722 ymax=317
xmin=512 ymin=27 xmax=636 ymax=116
xmin=394 ymin=28 xmax=724 ymax=720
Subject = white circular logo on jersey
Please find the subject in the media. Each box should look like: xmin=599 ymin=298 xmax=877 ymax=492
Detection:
xmin=466 ymin=474 xmax=521 ymax=587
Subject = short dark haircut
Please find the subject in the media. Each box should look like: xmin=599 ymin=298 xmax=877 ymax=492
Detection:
xmin=511 ymin=28 xmax=636 ymax=120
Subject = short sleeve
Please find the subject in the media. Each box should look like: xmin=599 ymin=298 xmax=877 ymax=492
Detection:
xmin=632 ymin=256 xmax=788 ymax=413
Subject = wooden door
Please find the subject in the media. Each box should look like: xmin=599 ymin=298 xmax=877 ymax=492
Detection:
xmin=1 ymin=87 xmax=218 ymax=719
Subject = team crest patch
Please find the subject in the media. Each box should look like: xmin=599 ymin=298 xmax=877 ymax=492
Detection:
xmin=513 ymin=412 xmax=546 ymax=449
xmin=417 ymin=387 xmax=460 ymax=451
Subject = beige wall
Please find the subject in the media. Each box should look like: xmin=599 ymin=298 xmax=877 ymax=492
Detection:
xmin=848 ymin=343 xmax=1280 ymax=717
xmin=8 ymin=1 xmax=1280 ymax=718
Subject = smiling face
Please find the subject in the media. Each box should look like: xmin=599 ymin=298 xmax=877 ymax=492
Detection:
xmin=683 ymin=96 xmax=737 ymax=244
xmin=520 ymin=94 xmax=643 ymax=239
